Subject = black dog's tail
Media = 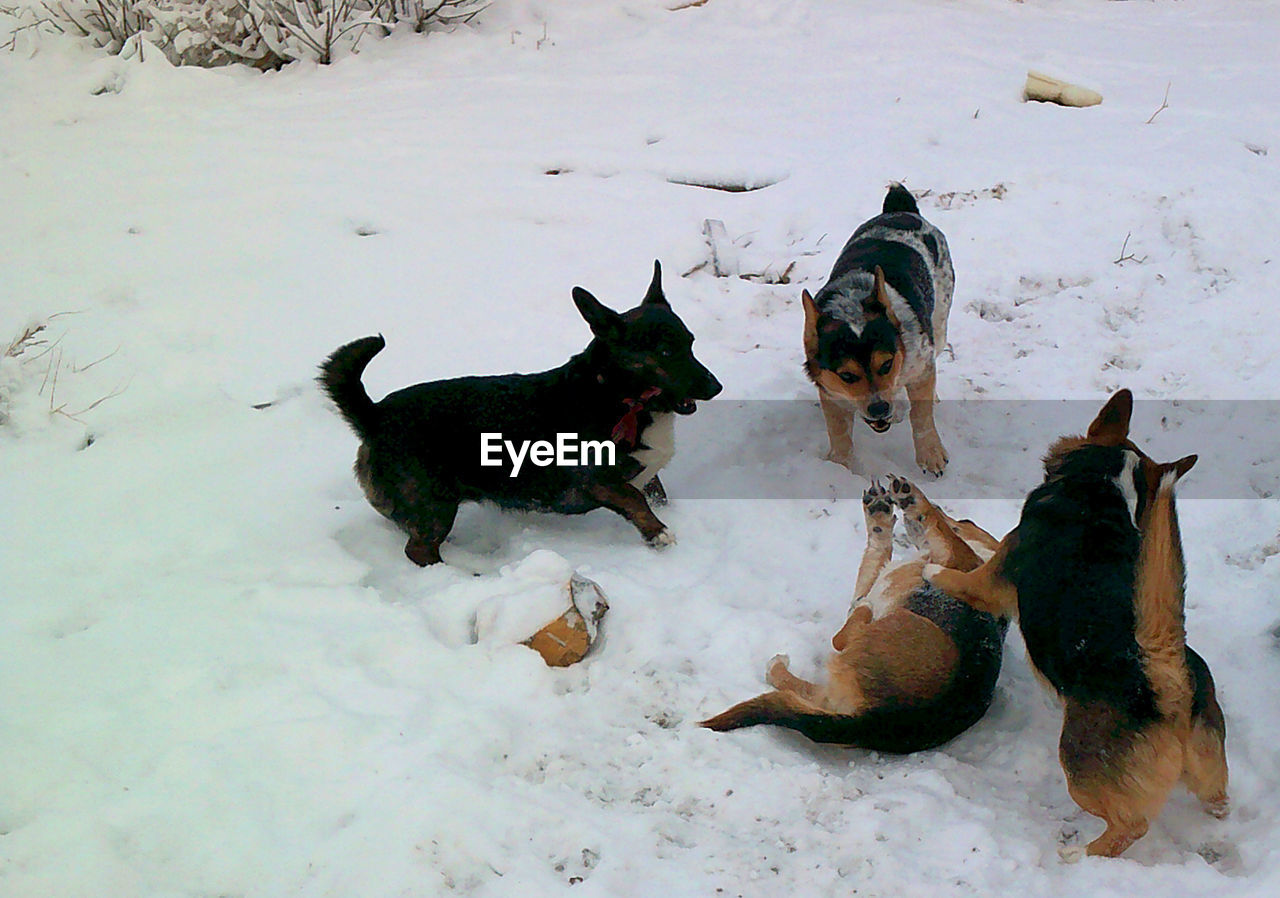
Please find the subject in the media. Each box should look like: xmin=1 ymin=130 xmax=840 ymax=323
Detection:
xmin=318 ymin=335 xmax=385 ymax=441
xmin=883 ymin=182 xmax=920 ymax=215
xmin=700 ymin=690 xmax=978 ymax=754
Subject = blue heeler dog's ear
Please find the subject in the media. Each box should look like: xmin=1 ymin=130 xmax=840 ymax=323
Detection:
xmin=572 ymin=287 xmax=624 ymax=340
xmin=865 ymin=265 xmax=901 ymax=330
xmin=643 ymin=260 xmax=669 ymax=307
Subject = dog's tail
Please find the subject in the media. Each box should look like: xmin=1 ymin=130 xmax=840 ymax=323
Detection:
xmin=1133 ymin=458 xmax=1196 ymax=720
xmin=883 ymin=182 xmax=920 ymax=216
xmin=700 ymin=690 xmax=973 ymax=754
xmin=318 ymin=335 xmax=385 ymax=441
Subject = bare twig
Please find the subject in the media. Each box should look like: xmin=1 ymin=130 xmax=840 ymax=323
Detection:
xmin=1145 ymin=82 xmax=1171 ymax=124
xmin=26 ymin=331 xmax=67 ymax=363
xmin=58 ymin=376 xmax=131 ymax=420
xmin=43 ymin=347 xmax=62 ymax=405
xmin=70 ymin=345 xmax=121 ymax=373
xmin=1113 ymin=232 xmax=1147 ymax=265
xmin=5 ymin=323 xmax=47 ymax=358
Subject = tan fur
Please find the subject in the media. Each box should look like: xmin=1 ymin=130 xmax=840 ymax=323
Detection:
xmin=1133 ymin=469 xmax=1192 ymax=721
xmin=951 ymin=519 xmax=1000 ymax=554
xmin=704 ymin=479 xmax=994 ymax=737
xmin=818 ymin=388 xmax=855 ymax=465
xmin=924 ymin=531 xmax=1020 ymax=618
xmin=830 ymin=603 xmax=873 ymax=653
xmin=905 ymin=359 xmax=947 ymax=474
xmin=853 ymin=510 xmax=894 ymax=601
xmin=801 ymin=289 xmax=820 ymax=360
xmin=843 ymin=609 xmax=959 ymax=702
xmin=895 ymin=480 xmax=981 ymax=571
xmin=925 ymin=391 xmax=1229 ymax=859
xmin=1064 ymin=713 xmax=1186 ymax=857
xmin=1182 ymin=715 xmax=1230 ymax=818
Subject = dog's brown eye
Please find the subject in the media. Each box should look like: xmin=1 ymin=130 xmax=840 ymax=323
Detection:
xmin=878 ymin=361 xmax=892 ymax=376
xmin=839 ymin=371 xmax=860 ymax=384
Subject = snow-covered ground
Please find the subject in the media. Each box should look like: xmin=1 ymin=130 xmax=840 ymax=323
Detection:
xmin=3 ymin=0 xmax=1279 ymax=895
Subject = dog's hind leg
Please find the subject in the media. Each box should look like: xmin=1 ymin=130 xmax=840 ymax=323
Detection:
xmin=764 ymin=654 xmax=823 ymax=702
xmin=587 ymin=482 xmax=671 ymax=547
xmin=1183 ymin=713 xmax=1230 ymax=819
xmin=854 ymin=482 xmax=896 ymax=600
xmin=1059 ymin=704 xmax=1183 ymax=859
xmin=1183 ymin=650 xmax=1230 ymax=817
xmin=402 ymin=500 xmax=459 ymax=566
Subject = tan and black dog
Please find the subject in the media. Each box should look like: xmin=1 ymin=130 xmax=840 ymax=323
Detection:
xmin=803 ymin=184 xmax=953 ymax=476
xmin=926 ymin=390 xmax=1228 ymax=859
xmin=701 ymin=477 xmax=1007 ymax=753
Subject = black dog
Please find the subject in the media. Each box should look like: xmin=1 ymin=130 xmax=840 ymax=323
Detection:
xmin=319 ymin=262 xmax=722 ymax=565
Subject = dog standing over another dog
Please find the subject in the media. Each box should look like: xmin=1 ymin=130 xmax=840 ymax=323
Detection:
xmin=319 ymin=262 xmax=721 ymax=565
xmin=926 ymin=390 xmax=1228 ymax=859
xmin=803 ymin=183 xmax=954 ymax=476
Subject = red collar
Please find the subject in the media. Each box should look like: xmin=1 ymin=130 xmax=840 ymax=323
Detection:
xmin=610 ymin=387 xmax=662 ymax=448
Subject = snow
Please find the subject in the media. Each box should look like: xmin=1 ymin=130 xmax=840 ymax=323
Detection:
xmin=2 ymin=0 xmax=1279 ymax=895
xmin=473 ymin=550 xmax=578 ymax=644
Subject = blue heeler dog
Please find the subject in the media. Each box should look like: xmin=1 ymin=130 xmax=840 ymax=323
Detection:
xmin=802 ymin=183 xmax=954 ymax=475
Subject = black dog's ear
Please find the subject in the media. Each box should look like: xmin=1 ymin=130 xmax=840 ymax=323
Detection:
xmin=642 ymin=260 xmax=669 ymax=307
xmin=572 ymin=287 xmax=623 ymax=340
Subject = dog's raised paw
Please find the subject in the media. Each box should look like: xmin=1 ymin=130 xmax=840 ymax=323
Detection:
xmin=888 ymin=475 xmax=916 ymax=506
xmin=862 ymin=481 xmax=894 ymax=532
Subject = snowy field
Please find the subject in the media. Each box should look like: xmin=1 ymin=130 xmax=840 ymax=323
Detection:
xmin=3 ymin=0 xmax=1280 ymax=895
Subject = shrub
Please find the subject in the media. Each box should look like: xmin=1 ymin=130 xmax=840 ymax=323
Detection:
xmin=3 ymin=0 xmax=486 ymax=68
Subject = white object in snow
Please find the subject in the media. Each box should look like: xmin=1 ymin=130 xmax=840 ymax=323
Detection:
xmin=1023 ymin=70 xmax=1103 ymax=107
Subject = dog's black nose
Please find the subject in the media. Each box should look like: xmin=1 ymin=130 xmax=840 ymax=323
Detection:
xmin=867 ymin=400 xmax=892 ymax=420
xmin=702 ymin=373 xmax=723 ymax=399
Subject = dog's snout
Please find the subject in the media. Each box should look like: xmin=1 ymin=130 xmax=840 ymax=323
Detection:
xmin=867 ymin=400 xmax=892 ymax=420
xmin=701 ymin=371 xmax=723 ymax=400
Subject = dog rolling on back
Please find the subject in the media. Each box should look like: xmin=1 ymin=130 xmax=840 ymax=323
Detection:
xmin=803 ymin=184 xmax=954 ymax=475
xmin=926 ymin=390 xmax=1228 ymax=858
xmin=702 ymin=477 xmax=1007 ymax=753
xmin=319 ymin=262 xmax=721 ymax=565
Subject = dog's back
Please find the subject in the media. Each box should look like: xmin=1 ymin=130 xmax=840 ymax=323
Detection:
xmin=1005 ymin=445 xmax=1161 ymax=720
xmin=815 ymin=184 xmax=954 ymax=352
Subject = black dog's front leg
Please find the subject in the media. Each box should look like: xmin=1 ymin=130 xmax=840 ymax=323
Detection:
xmin=642 ymin=475 xmax=668 ymax=506
xmin=588 ymin=482 xmax=674 ymax=548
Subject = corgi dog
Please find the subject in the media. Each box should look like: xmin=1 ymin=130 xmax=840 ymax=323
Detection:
xmin=925 ymin=390 xmax=1228 ymax=859
xmin=803 ymin=183 xmax=954 ymax=476
xmin=701 ymin=476 xmax=1007 ymax=753
xmin=318 ymin=262 xmax=722 ymax=565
